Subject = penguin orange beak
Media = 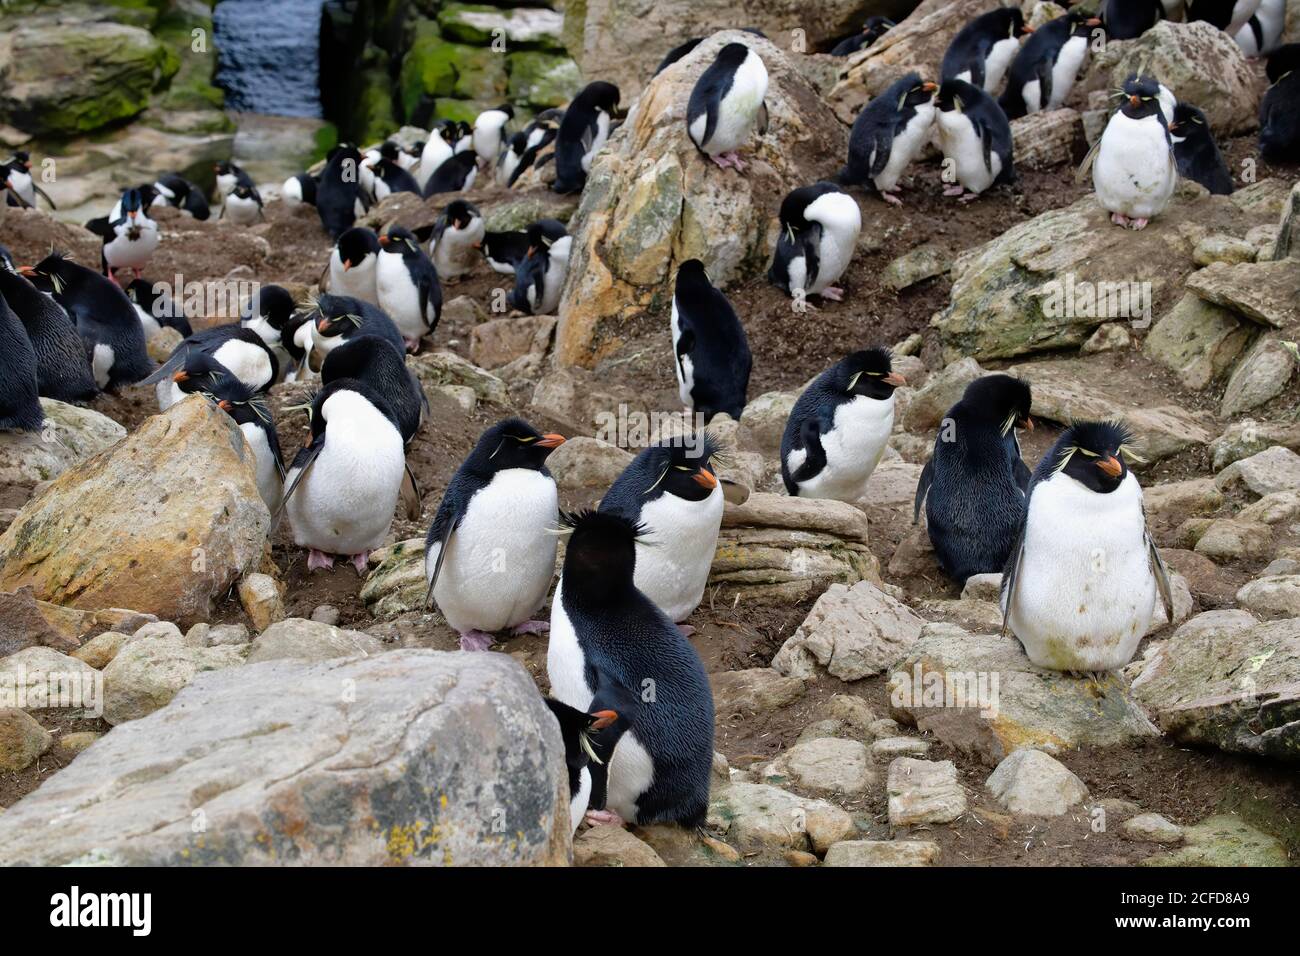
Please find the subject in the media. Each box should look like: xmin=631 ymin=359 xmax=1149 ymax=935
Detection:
xmin=590 ymin=710 xmax=618 ymax=730
xmin=525 ymin=245 xmax=537 ymax=258
xmin=1020 ymin=416 xmax=1034 ymax=431
xmin=378 ymin=236 xmax=389 ymax=247
xmin=317 ymin=318 xmax=329 ymax=332
xmin=341 ymin=259 xmax=351 ymax=270
xmin=1020 ymin=24 xmax=1034 ymax=35
xmin=883 ymin=371 xmax=907 ymax=387
xmin=172 ymin=370 xmax=189 ymax=383
xmin=471 ymin=239 xmax=482 ymax=248
xmin=17 ymin=265 xmax=36 ymax=276
xmin=218 ymin=399 xmax=233 ymax=412
xmin=1086 ymin=17 xmax=1102 ymax=26
xmin=693 ymin=467 xmax=718 ymax=490
xmin=1097 ymin=456 xmax=1123 ymax=478
xmin=922 ymin=82 xmax=938 ymax=93
xmin=536 ymin=433 xmax=566 ymax=449
xmin=1129 ymin=95 xmax=1141 ymax=108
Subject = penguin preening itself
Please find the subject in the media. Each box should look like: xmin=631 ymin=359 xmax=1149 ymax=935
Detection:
xmin=23 ymin=253 xmax=153 ymax=391
xmin=125 ymin=279 xmax=192 ymax=339
xmin=934 ymin=78 xmax=1016 ymax=202
xmin=0 ymin=291 xmax=44 ymax=432
xmin=547 ymin=510 xmax=715 ymax=828
xmin=96 ymin=187 xmax=160 ymax=284
xmin=143 ymin=325 xmax=277 ymax=412
xmin=768 ymin=182 xmax=863 ymax=302
xmin=429 ymin=199 xmax=485 ymax=281
xmin=472 ymin=104 xmax=514 ymax=167
xmin=424 ymin=418 xmax=565 ymax=652
xmin=2 ymin=151 xmax=55 ymax=210
xmin=839 ymin=73 xmax=938 ymax=205
xmin=1234 ymin=0 xmax=1284 ymax=56
xmin=781 ymin=348 xmax=905 ymax=502
xmin=377 ymin=226 xmax=442 ymax=352
xmin=671 ymin=259 xmax=751 ymax=422
xmin=0 ymin=265 xmax=98 ymax=404
xmin=941 ymin=6 xmax=1032 ymax=94
xmin=507 ymin=219 xmax=572 ymax=316
xmin=498 ymin=111 xmax=560 ymax=188
xmin=597 ymin=437 xmax=725 ymax=625
xmin=282 ymin=378 xmax=407 ymax=574
xmin=307 ymin=292 xmax=407 ymax=362
xmin=913 ymin=375 xmax=1033 ymax=586
xmin=152 ymin=173 xmax=210 ymax=220
xmin=687 ymin=42 xmax=769 ymax=172
xmin=477 ymin=230 xmax=529 ymax=274
xmin=201 ymin=371 xmax=285 ymax=512
xmin=240 ymin=284 xmax=297 ymax=354
xmin=316 ymin=143 xmax=368 ymax=239
xmin=553 ymin=81 xmax=620 ymax=194
xmin=326 ymin=227 xmax=381 ymax=305
xmin=1102 ymin=0 xmax=1165 ymax=40
xmin=1001 ymin=421 xmax=1174 ymax=675
xmin=829 ymin=17 xmax=896 ymax=57
xmin=281 ymin=171 xmax=318 ymax=207
xmin=1169 ymin=103 xmax=1234 ymax=194
xmin=1259 ymin=44 xmax=1300 ymax=163
xmin=999 ymin=11 xmax=1102 ymax=119
xmin=214 ymin=161 xmax=253 ymax=199
xmin=221 ymin=183 xmax=264 ymax=226
xmin=1187 ymin=0 xmax=1263 ymax=34
xmin=544 ymin=697 xmax=621 ymax=834
xmin=1089 ymin=74 xmax=1177 ymax=229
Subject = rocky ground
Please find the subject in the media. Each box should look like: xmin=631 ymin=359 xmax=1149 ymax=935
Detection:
xmin=1 ymin=3 xmax=1299 ymax=867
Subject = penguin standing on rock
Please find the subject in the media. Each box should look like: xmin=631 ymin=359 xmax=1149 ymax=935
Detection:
xmin=316 ymin=144 xmax=368 ymax=239
xmin=0 ymin=266 xmax=98 ymax=403
xmin=913 ymin=375 xmax=1033 ymax=585
xmin=422 ymin=150 xmax=479 ymax=197
xmin=941 ymin=7 xmax=1031 ymax=94
xmin=326 ymin=227 xmax=381 ymax=305
xmin=687 ymin=43 xmax=769 ymax=172
xmin=0 ymin=291 xmax=43 ymax=432
xmin=1170 ymin=103 xmax=1234 ymax=194
xmin=839 ymin=73 xmax=937 ymax=205
xmin=429 ymin=199 xmax=485 ymax=281
xmin=377 ymin=226 xmax=442 ymax=352
xmin=1001 ymin=421 xmax=1173 ymax=676
xmin=781 ymin=349 xmax=905 ymax=502
xmin=282 ymin=379 xmax=407 ymax=574
xmin=424 ymin=418 xmax=565 ymax=652
xmin=23 ymin=253 xmax=153 ymax=390
xmin=1259 ymin=44 xmax=1300 ymax=163
xmin=768 ymin=182 xmax=863 ymax=302
xmin=671 ymin=259 xmax=751 ymax=422
xmin=597 ymin=438 xmax=725 ymax=626
xmin=934 ymin=79 xmax=1016 ymax=202
xmin=507 ymin=220 xmax=572 ymax=315
xmin=1089 ymin=74 xmax=1177 ymax=229
xmin=553 ymin=81 xmax=620 ymax=194
xmin=547 ymin=510 xmax=715 ymax=828
xmin=999 ymin=11 xmax=1102 ymax=119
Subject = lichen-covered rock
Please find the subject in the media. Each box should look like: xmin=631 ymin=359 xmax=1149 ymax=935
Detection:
xmin=762 ymin=738 xmax=876 ymax=796
xmin=1141 ymin=815 xmax=1288 ymax=866
xmin=822 ymin=839 xmax=940 ymax=866
xmin=773 ymin=580 xmax=925 ymax=681
xmin=1186 ymin=259 xmax=1300 ymax=330
xmin=507 ymin=50 xmax=583 ymax=109
xmin=439 ymin=4 xmax=566 ymax=51
xmin=409 ymin=349 xmax=509 ymax=404
xmin=0 ymin=707 xmax=51 ymax=772
xmin=470 ymin=316 xmax=556 ymax=370
xmin=102 ymin=628 xmax=247 ymax=725
xmin=886 ymin=757 xmax=966 ymax=825
xmin=707 ymin=782 xmax=855 ymax=855
xmin=1143 ymin=294 xmax=1255 ymax=391
xmin=1215 ymin=445 xmax=1300 ymax=497
xmin=245 ymin=618 xmax=385 ymax=665
xmin=710 ymin=668 xmax=805 ymax=716
xmin=1219 ymin=338 xmax=1297 ymax=418
xmin=0 ymin=399 xmax=125 ymax=486
xmin=0 ymin=651 xmax=572 ymax=865
xmin=360 ymin=538 xmax=428 ymax=620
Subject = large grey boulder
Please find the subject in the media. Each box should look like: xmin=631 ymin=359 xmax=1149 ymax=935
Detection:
xmin=0 ymin=651 xmax=572 ymax=865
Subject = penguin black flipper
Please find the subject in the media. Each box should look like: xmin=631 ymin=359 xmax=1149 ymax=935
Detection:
xmin=1013 ymin=455 xmax=1032 ymax=492
xmin=138 ymin=345 xmax=191 ymax=386
xmin=787 ymin=415 xmax=829 ymax=487
xmin=422 ymin=470 xmax=488 ymax=609
xmin=277 ymin=434 xmax=326 ymax=517
xmin=913 ymin=457 xmax=934 ymax=526
xmin=31 ymin=182 xmax=56 ymax=211
xmin=686 ymin=65 xmax=729 ymax=151
xmin=1147 ymin=523 xmax=1174 ymax=624
xmin=85 ymin=217 xmax=113 ymax=240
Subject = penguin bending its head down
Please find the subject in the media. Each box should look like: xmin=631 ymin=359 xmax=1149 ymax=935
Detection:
xmin=321 ymin=334 xmax=424 ymax=447
xmin=1001 ymin=421 xmax=1174 ymax=675
xmin=597 ymin=436 xmax=725 ymax=625
xmin=553 ymin=81 xmax=621 ymax=194
xmin=316 ymin=143 xmax=368 ymax=239
xmin=281 ymin=172 xmax=318 ymax=207
xmin=1169 ymin=103 xmax=1234 ymax=194
xmin=544 ymin=697 xmax=622 ymax=833
xmin=282 ymin=378 xmax=407 ymax=573
xmin=829 ymin=17 xmax=896 ymax=57
xmin=477 ymin=230 xmax=529 ymax=274
xmin=780 ymin=348 xmax=905 ymax=502
xmin=941 ymin=6 xmax=1032 ymax=94
xmin=0 ymin=290 xmax=44 ymax=432
xmin=547 ymin=510 xmax=715 ymax=828
xmin=23 ymin=253 xmax=153 ymax=391
xmin=687 ymin=42 xmax=769 ymax=172
xmin=934 ymin=78 xmax=1016 ymax=202
xmin=213 ymin=161 xmax=253 ymax=198
xmin=428 ymin=199 xmax=485 ymax=281
xmin=125 ymin=279 xmax=192 ymax=339
xmin=1102 ymin=0 xmax=1165 ymax=40
xmin=498 ymin=111 xmax=560 ymax=187
xmin=839 ymin=73 xmax=937 ymax=205
xmin=1089 ymin=74 xmax=1177 ymax=229
xmin=326 ymin=227 xmax=381 ymax=305
xmin=1259 ymin=44 xmax=1300 ymax=163
xmin=377 ymin=226 xmax=443 ymax=352
xmin=768 ymin=182 xmax=862 ymax=302
xmin=307 ymin=292 xmax=406 ymax=361
xmin=142 ymin=325 xmax=277 ymax=412
xmin=999 ymin=11 xmax=1102 ymax=119
xmin=671 ymin=259 xmax=751 ymax=422
xmin=472 ymin=104 xmax=515 ymax=167
xmin=240 ymin=284 xmax=297 ymax=351
xmin=200 ymin=370 xmax=285 ymax=512
xmin=153 ymin=173 xmax=210 ymax=220
xmin=425 ymin=418 xmax=565 ymax=651
xmin=914 ymin=375 xmax=1033 ymax=585
xmin=507 ymin=219 xmax=572 ymax=315
xmin=0 ymin=265 xmax=98 ymax=403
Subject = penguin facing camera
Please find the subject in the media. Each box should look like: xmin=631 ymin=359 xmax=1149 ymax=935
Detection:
xmin=687 ymin=42 xmax=770 ymax=172
xmin=2 ymin=151 xmax=55 ymax=210
xmin=92 ymin=187 xmax=160 ymax=285
xmin=221 ymin=183 xmax=264 ymax=226
xmin=428 ymin=199 xmax=485 ymax=282
xmin=214 ymin=161 xmax=253 ymax=198
xmin=325 ymin=226 xmax=381 ymax=305
xmin=1087 ymin=74 xmax=1178 ymax=229
xmin=507 ymin=219 xmax=572 ymax=316
xmin=934 ymin=79 xmax=1016 ymax=202
xmin=941 ymin=7 xmax=1033 ymax=94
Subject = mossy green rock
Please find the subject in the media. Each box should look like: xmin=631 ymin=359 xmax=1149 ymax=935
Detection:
xmin=0 ymin=21 xmax=175 ymax=136
xmin=1141 ymin=815 xmax=1289 ymax=866
xmin=360 ymin=538 xmax=426 ymax=619
xmin=152 ymin=6 xmax=226 ymax=114
xmin=399 ymin=26 xmax=508 ymax=119
xmin=438 ymin=4 xmax=566 ymax=52
xmin=507 ymin=50 xmax=581 ymax=108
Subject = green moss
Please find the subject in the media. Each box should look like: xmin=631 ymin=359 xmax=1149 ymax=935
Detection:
xmin=438 ymin=3 xmax=565 ymax=52
xmin=311 ymin=123 xmax=340 ymax=165
xmin=431 ymin=98 xmax=490 ymax=126
xmin=507 ymin=50 xmax=581 ymax=109
xmin=399 ymin=26 xmax=508 ymax=120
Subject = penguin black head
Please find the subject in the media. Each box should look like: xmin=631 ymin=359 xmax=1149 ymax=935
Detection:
xmin=493 ymin=104 xmax=515 ymax=119
xmin=1119 ymin=75 xmax=1165 ymax=120
xmin=444 ymin=199 xmax=480 ymax=231
xmin=544 ymin=697 xmax=619 ymax=778
xmin=1168 ymin=102 xmax=1211 ymax=142
xmin=25 ymin=251 xmax=78 ymax=293
xmin=378 ymin=141 xmax=401 ymax=162
xmin=172 ymin=348 xmax=238 ymax=395
xmin=308 ymin=377 xmax=400 ymax=437
xmin=524 ymin=218 xmax=567 ymax=256
xmin=633 ymin=434 xmax=722 ymax=505
xmin=125 ymin=278 xmax=171 ymax=317
xmin=962 ymin=374 xmax=1033 ymax=434
xmin=312 ymin=293 xmax=366 ymax=338
xmin=1067 ymin=9 xmax=1104 ymax=38
xmin=836 ymin=348 xmax=906 ymax=399
xmin=466 ymin=417 xmax=566 ymax=476
xmin=336 ymin=227 xmax=380 ymax=269
xmin=894 ymin=73 xmax=939 ymax=111
xmin=9 ymin=150 xmax=31 ymax=170
xmin=713 ymin=42 xmax=753 ymax=71
xmin=862 ymin=16 xmax=896 ymax=41
xmin=1047 ymin=421 xmax=1143 ymax=494
xmin=1001 ymin=7 xmax=1029 ymax=38
xmin=777 ymin=182 xmax=843 ymax=230
xmin=231 ymin=183 xmax=261 ymax=203
xmin=243 ymin=284 xmax=296 ymax=331
xmin=578 ymin=81 xmax=621 ymax=116
xmin=560 ymin=509 xmax=645 ymax=592
xmin=405 ymin=141 xmax=425 ymax=159
xmin=936 ymin=78 xmax=983 ymax=114
xmin=119 ymin=187 xmax=146 ymax=221
xmin=1266 ymin=43 xmax=1300 ymax=85
xmin=214 ymin=161 xmax=239 ymax=177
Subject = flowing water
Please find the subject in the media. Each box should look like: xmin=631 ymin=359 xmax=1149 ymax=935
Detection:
xmin=213 ymin=0 xmax=324 ymax=118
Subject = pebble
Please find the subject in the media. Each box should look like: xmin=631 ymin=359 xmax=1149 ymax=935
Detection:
xmin=886 ymin=758 xmax=966 ymax=826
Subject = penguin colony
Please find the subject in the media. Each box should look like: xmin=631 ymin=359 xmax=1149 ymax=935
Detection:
xmin=0 ymin=4 xmax=1289 ymax=836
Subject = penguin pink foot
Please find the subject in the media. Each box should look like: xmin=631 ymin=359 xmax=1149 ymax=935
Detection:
xmin=1129 ymin=218 xmax=1149 ymax=230
xmin=1110 ymin=212 xmax=1131 ymax=227
xmin=958 ymin=192 xmax=981 ymax=205
xmin=943 ymin=185 xmax=966 ymax=197
xmin=882 ymin=192 xmax=905 ymax=207
xmin=709 ymin=153 xmax=734 ymax=170
xmin=510 ymin=620 xmax=549 ymax=636
xmin=403 ymin=336 xmax=421 ymax=354
xmin=820 ymin=286 xmax=845 ymax=301
xmin=724 ymin=151 xmax=748 ymax=172
xmin=349 ymin=551 xmax=370 ymax=575
xmin=584 ymin=808 xmax=627 ymax=827
xmin=458 ymin=630 xmax=495 ymax=652
xmin=307 ymin=549 xmax=335 ymax=571
xmin=676 ymin=623 xmax=696 ymax=637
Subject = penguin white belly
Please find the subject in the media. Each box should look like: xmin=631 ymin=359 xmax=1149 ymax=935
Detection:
xmin=670 ymin=300 xmax=695 ymax=407
xmin=547 ymin=578 xmax=594 ymax=708
xmin=705 ymin=55 xmax=769 ymax=155
xmin=376 ymin=258 xmax=426 ymax=341
xmin=104 ymin=227 xmax=159 ymax=271
xmin=1093 ymin=114 xmax=1176 ymax=219
xmin=1227 ymin=0 xmax=1264 ymax=34
xmin=792 ymin=394 xmax=894 ymax=502
xmin=213 ymin=339 xmax=273 ymax=392
xmin=329 ymin=254 xmax=379 ymax=304
xmin=90 ymin=343 xmax=114 ymax=389
xmin=241 ymin=422 xmax=281 ymax=510
xmin=155 ymin=379 xmax=184 ymax=411
xmin=983 ymin=37 xmax=1021 ymax=92
xmin=937 ymin=112 xmax=999 ymax=193
xmin=1023 ymin=79 xmax=1043 ymax=115
xmin=784 ymin=253 xmax=808 ymax=295
xmin=224 ymin=196 xmax=260 ymax=225
xmin=285 ymin=414 xmax=404 ymax=556
xmin=282 ymin=177 xmax=303 ymax=205
xmin=430 ymin=469 xmax=558 ymax=633
xmin=537 ymin=238 xmax=571 ymax=314
xmin=242 ymin=315 xmax=281 ymax=349
xmin=569 ymin=766 xmax=592 ymax=833
xmin=486 ymin=256 xmax=515 ymax=275
xmin=431 ymin=232 xmax=477 ymax=279
xmin=875 ymin=103 xmax=935 ymax=192
xmin=1005 ymin=473 xmax=1156 ymax=672
xmin=605 ymin=730 xmax=657 ymax=824
xmin=805 ymin=194 xmax=860 ymax=293
xmin=1049 ymin=37 xmax=1089 ymax=109
xmin=498 ymin=151 xmax=520 ymax=187
xmin=216 ymin=173 xmax=237 ymax=197
xmin=133 ymin=303 xmax=162 ymax=339
xmin=634 ymin=487 xmax=724 ymax=622
xmin=582 ymin=112 xmax=611 ymax=172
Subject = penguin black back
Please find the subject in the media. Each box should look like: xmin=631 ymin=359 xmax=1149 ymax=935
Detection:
xmin=422 ymin=151 xmax=478 ymax=197
xmin=553 ymin=81 xmax=620 ymax=194
xmin=839 ymin=72 xmax=937 ymax=188
xmin=941 ymin=7 xmax=1027 ymax=89
xmin=320 ymin=334 xmax=423 ymax=445
xmin=1260 ymin=44 xmax=1300 ymax=163
xmin=0 ymin=266 xmax=97 ymax=403
xmin=1170 ymin=103 xmax=1234 ymax=194
xmin=672 ymin=259 xmax=751 ymax=421
xmin=0 ymin=290 xmax=43 ymax=431
xmin=1103 ymin=0 xmax=1164 ymax=40
xmin=998 ymin=11 xmax=1099 ymax=119
xmin=316 ymin=143 xmax=366 ymax=239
